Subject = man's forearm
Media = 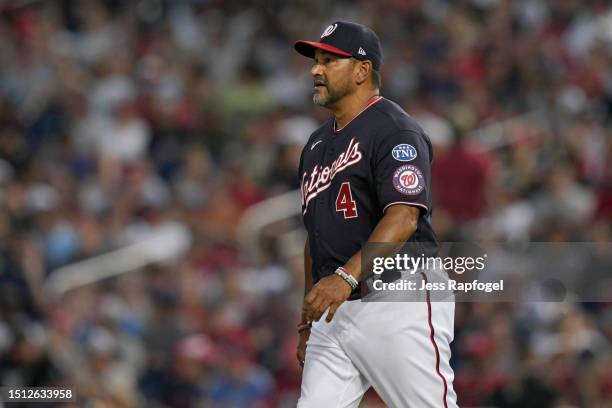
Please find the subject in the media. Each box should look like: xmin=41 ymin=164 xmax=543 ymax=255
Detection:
xmin=343 ymin=205 xmax=419 ymax=282
xmin=303 ymin=237 xmax=314 ymax=299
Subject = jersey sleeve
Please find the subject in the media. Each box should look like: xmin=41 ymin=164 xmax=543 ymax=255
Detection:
xmin=372 ymin=129 xmax=432 ymax=214
xmin=298 ymin=146 xmax=304 ymax=180
xmin=298 ymin=144 xmax=306 ymax=208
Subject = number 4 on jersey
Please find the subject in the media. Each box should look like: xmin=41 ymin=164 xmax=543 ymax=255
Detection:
xmin=336 ymin=182 xmax=358 ymax=218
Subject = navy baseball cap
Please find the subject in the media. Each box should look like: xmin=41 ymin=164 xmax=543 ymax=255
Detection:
xmin=294 ymin=21 xmax=383 ymax=71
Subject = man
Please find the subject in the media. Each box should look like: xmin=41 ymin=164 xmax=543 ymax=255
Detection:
xmin=294 ymin=21 xmax=457 ymax=407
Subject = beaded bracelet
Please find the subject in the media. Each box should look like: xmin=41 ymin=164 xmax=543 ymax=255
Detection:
xmin=334 ymin=267 xmax=359 ymax=290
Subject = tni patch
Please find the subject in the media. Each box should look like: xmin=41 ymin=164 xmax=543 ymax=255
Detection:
xmin=391 ymin=144 xmax=417 ymax=162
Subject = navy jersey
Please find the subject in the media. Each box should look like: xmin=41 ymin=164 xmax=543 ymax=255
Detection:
xmin=299 ymin=96 xmax=437 ymax=291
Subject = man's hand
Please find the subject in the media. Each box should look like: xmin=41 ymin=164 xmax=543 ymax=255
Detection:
xmin=296 ymin=329 xmax=310 ymax=368
xmin=303 ymin=274 xmax=353 ymax=323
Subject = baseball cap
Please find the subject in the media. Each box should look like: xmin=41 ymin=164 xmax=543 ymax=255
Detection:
xmin=294 ymin=21 xmax=383 ymax=71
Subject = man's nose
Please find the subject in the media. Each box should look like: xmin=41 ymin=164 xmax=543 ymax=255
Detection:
xmin=311 ymin=63 xmax=324 ymax=77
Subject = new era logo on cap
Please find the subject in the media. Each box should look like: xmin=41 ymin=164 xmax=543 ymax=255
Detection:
xmin=294 ymin=21 xmax=383 ymax=71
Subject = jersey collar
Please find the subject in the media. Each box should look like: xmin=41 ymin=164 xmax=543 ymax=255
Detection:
xmin=333 ymin=96 xmax=383 ymax=133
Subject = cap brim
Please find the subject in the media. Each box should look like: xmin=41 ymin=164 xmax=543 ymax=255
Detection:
xmin=294 ymin=41 xmax=353 ymax=59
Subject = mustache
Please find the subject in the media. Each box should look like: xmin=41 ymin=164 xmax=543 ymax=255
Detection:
xmin=313 ymin=77 xmax=327 ymax=86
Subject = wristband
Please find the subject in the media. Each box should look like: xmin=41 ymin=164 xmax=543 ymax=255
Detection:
xmin=297 ymin=321 xmax=312 ymax=333
xmin=334 ymin=267 xmax=358 ymax=290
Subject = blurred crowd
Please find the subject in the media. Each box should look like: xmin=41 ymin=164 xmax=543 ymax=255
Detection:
xmin=0 ymin=0 xmax=611 ymax=406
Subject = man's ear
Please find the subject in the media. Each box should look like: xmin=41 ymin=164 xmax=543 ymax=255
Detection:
xmin=354 ymin=60 xmax=372 ymax=85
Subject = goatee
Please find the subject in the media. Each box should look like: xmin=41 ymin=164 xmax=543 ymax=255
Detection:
xmin=313 ymin=94 xmax=329 ymax=107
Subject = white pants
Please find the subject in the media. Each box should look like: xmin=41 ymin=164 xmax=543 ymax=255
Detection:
xmin=297 ymin=285 xmax=457 ymax=408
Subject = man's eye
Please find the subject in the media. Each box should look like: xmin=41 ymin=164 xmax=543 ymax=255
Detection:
xmin=314 ymin=56 xmax=334 ymax=65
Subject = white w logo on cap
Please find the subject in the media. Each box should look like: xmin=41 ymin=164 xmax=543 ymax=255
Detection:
xmin=321 ymin=24 xmax=338 ymax=38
